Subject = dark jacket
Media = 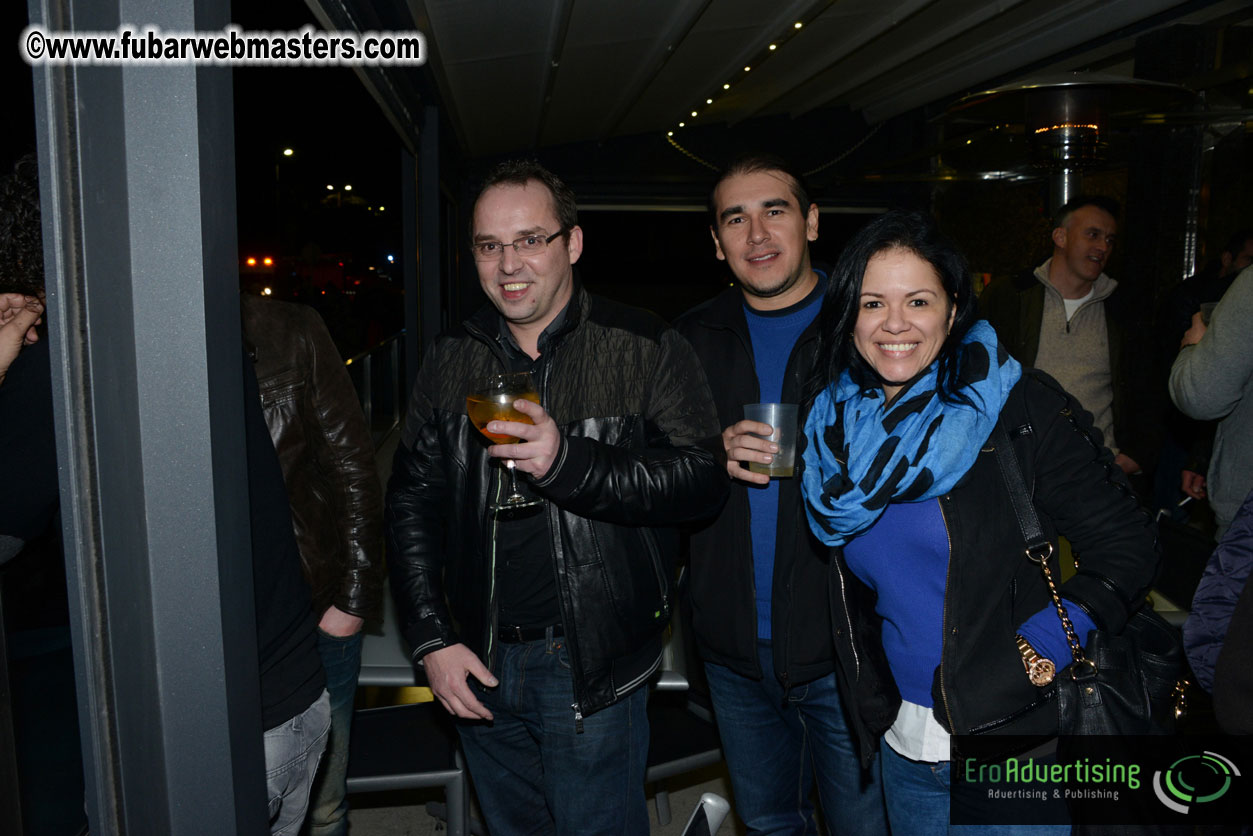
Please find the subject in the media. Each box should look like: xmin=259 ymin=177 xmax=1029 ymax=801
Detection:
xmin=1213 ymin=549 xmax=1253 ymax=735
xmin=673 ymin=287 xmax=835 ymax=688
xmin=829 ymin=372 xmax=1159 ymax=764
xmin=386 ymin=288 xmax=727 ymax=719
xmin=979 ymin=269 xmax=1161 ymax=473
xmin=242 ymin=354 xmax=327 ymax=730
xmin=1184 ymin=487 xmax=1253 ymax=693
xmin=243 ymin=295 xmax=384 ymax=623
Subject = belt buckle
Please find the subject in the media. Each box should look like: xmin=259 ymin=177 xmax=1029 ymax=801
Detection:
xmin=505 ymin=625 xmax=524 ymax=642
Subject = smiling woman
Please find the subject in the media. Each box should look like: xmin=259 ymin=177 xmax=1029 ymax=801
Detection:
xmin=852 ymin=249 xmax=956 ymax=402
xmin=798 ymin=208 xmax=1157 ymax=833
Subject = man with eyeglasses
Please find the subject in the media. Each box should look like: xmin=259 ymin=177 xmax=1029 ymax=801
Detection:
xmin=386 ymin=159 xmax=727 ymax=834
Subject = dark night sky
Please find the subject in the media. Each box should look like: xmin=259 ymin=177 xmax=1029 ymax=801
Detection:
xmin=6 ymin=0 xmax=404 ymax=266
xmin=230 ymin=0 xmax=403 ymax=262
xmin=5 ymin=1 xmax=878 ymax=327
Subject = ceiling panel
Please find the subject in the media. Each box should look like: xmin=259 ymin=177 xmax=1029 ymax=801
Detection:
xmin=615 ymin=0 xmax=815 ymax=136
xmin=696 ymin=0 xmax=934 ymax=126
xmin=411 ymin=0 xmax=1252 ymax=159
xmin=760 ymin=0 xmax=1025 ymax=120
xmin=541 ymin=0 xmax=693 ymax=144
xmin=423 ymin=0 xmax=559 ymax=153
xmin=847 ymin=0 xmax=1187 ymax=120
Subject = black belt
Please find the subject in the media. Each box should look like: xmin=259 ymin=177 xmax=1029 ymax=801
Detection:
xmin=498 ymin=623 xmax=563 ymax=643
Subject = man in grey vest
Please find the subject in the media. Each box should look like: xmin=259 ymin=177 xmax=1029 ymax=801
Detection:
xmin=980 ymin=195 xmax=1160 ymax=494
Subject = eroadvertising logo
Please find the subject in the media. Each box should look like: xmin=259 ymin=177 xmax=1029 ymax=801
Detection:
xmin=951 ymin=735 xmax=1252 ymax=826
xmin=1152 ymin=751 xmax=1240 ymax=814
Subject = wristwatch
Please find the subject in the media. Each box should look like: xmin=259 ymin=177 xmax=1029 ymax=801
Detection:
xmin=1015 ymin=634 xmax=1056 ymax=686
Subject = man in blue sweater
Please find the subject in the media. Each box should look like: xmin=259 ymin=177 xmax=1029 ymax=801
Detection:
xmin=675 ymin=154 xmax=887 ymax=835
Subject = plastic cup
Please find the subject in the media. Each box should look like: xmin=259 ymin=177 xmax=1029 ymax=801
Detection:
xmin=743 ymin=403 xmax=798 ymax=478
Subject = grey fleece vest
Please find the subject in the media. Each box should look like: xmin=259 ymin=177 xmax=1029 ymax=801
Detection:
xmin=1031 ymin=262 xmax=1118 ymax=453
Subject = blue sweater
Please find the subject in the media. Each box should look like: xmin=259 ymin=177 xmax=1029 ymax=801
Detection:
xmin=845 ymin=498 xmax=1094 ymax=705
xmin=744 ymin=278 xmax=824 ymax=640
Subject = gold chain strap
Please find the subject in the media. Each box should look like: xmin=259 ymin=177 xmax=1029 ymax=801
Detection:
xmin=1028 ymin=544 xmax=1087 ymax=667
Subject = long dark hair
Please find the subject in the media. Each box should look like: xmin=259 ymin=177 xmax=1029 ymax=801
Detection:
xmin=811 ymin=209 xmax=979 ymax=404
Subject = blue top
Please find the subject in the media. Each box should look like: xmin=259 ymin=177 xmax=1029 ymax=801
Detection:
xmin=844 ymin=498 xmax=1095 ymax=705
xmin=744 ymin=275 xmax=824 ymax=640
xmin=843 ymin=499 xmax=949 ymax=704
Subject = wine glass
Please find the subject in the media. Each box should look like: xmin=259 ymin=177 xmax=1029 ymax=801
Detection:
xmin=466 ymin=372 xmax=542 ymax=510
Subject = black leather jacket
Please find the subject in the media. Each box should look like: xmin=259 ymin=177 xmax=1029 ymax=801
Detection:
xmin=386 ymin=288 xmax=727 ymax=718
xmin=674 ymin=286 xmax=836 ymax=688
xmin=829 ymin=372 xmax=1159 ymax=765
xmin=243 ymin=295 xmax=384 ymax=623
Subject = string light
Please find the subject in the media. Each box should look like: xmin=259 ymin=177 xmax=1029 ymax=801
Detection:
xmin=668 ymin=18 xmax=814 ymax=144
xmin=1033 ymin=123 xmax=1099 ymax=134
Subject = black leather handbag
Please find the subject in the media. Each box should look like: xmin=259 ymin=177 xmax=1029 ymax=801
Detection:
xmin=993 ymin=423 xmax=1187 ymax=735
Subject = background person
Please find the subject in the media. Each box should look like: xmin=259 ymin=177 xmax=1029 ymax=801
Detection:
xmin=1183 ymin=487 xmax=1253 ymax=694
xmin=980 ymin=196 xmax=1160 ymax=496
xmin=242 ymin=294 xmax=384 ymax=836
xmin=0 ymin=154 xmax=329 ymax=836
xmin=801 ymin=209 xmax=1157 ymax=832
xmin=1154 ymin=229 xmax=1253 ymax=508
xmin=1169 ymin=264 xmax=1253 ymax=540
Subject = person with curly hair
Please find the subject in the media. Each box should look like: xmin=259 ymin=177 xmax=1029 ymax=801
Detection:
xmin=0 ymin=153 xmax=332 ymax=834
xmin=0 ymin=153 xmax=55 ymax=560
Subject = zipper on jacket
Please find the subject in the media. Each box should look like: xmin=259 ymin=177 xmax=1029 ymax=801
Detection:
xmin=938 ymin=496 xmax=956 ymax=733
xmin=534 ymin=344 xmax=588 ymax=731
xmin=831 ymin=556 xmax=860 ymax=679
xmin=484 ymin=467 xmax=504 ymax=671
xmin=708 ymin=312 xmax=765 ymax=680
xmin=463 ymin=319 xmax=535 ymax=675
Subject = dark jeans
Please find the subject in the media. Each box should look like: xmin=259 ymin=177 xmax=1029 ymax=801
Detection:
xmin=304 ymin=630 xmax=363 ymax=836
xmin=704 ymin=641 xmax=888 ymax=836
xmin=457 ymin=630 xmax=650 ymax=836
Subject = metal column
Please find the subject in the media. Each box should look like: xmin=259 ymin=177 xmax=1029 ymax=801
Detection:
xmin=28 ymin=0 xmax=266 ymax=831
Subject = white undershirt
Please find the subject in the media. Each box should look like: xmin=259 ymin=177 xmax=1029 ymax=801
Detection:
xmin=1062 ymin=286 xmax=1095 ymax=322
xmin=883 ymin=700 xmax=951 ymax=763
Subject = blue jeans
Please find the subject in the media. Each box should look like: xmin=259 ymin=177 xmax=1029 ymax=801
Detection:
xmin=456 ymin=631 xmax=650 ymax=836
xmin=304 ymin=629 xmax=363 ymax=836
xmin=879 ymin=741 xmax=1070 ymax=836
xmin=265 ymin=688 xmax=331 ymax=836
xmin=705 ymin=642 xmax=888 ymax=836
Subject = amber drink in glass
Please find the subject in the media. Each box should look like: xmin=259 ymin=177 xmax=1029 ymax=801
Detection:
xmin=467 ymin=372 xmax=542 ymax=509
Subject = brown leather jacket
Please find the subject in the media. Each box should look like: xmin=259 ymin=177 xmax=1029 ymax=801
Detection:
xmin=242 ymin=295 xmax=384 ymax=623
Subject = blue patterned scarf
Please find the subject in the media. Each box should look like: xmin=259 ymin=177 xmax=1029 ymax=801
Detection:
xmin=801 ymin=321 xmax=1021 ymax=547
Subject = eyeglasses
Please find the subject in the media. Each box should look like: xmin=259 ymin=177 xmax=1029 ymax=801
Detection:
xmin=472 ymin=229 xmax=567 ymax=261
